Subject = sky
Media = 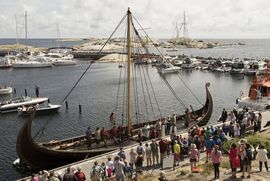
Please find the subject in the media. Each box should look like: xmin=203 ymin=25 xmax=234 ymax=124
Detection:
xmin=0 ymin=0 xmax=270 ymax=39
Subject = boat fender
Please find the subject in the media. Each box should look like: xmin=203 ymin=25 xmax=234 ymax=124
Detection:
xmin=240 ymin=90 xmax=244 ymax=98
xmin=26 ymin=107 xmax=34 ymax=114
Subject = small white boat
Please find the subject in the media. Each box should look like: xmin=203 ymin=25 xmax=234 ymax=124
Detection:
xmin=157 ymin=63 xmax=181 ymax=74
xmin=52 ymin=59 xmax=77 ymax=66
xmin=0 ymin=96 xmax=48 ymax=113
xmin=230 ymin=61 xmax=245 ymax=75
xmin=18 ymin=103 xmax=61 ymax=116
xmin=0 ymin=86 xmax=13 ymax=95
xmin=13 ymin=60 xmax=52 ymax=68
xmin=244 ymin=60 xmax=266 ymax=76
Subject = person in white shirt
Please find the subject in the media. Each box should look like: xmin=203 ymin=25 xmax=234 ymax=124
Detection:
xmin=256 ymin=144 xmax=269 ymax=172
xmin=113 ymin=156 xmax=125 ymax=181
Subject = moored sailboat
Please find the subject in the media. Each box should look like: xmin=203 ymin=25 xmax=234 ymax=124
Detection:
xmin=16 ymin=8 xmax=213 ymax=171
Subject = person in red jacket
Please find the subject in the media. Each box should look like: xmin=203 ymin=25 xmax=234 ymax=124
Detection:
xmin=75 ymin=166 xmax=86 ymax=181
xmin=159 ymin=138 xmax=168 ymax=166
xmin=229 ymin=143 xmax=240 ymax=179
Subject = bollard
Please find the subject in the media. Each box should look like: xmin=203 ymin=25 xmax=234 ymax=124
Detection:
xmin=79 ymin=104 xmax=82 ymax=114
xmin=65 ymin=101 xmax=68 ymax=109
xmin=14 ymin=88 xmax=16 ymax=94
xmin=24 ymin=89 xmax=27 ymax=96
xmin=48 ymin=99 xmax=50 ymax=103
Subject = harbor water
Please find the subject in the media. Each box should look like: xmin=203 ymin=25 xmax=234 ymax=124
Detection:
xmin=0 ymin=39 xmax=270 ymax=180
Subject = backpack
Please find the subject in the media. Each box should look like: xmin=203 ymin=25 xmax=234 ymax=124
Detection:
xmin=245 ymin=148 xmax=253 ymax=161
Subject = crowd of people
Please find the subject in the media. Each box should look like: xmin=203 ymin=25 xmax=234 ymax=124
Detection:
xmin=28 ymin=107 xmax=268 ymax=181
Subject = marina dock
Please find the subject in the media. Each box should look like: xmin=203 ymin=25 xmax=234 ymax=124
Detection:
xmin=18 ymin=110 xmax=270 ymax=181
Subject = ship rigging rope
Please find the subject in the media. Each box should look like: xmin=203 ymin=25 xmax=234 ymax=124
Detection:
xmin=34 ymin=13 xmax=128 ymax=139
xmin=159 ymin=72 xmax=188 ymax=108
xmin=138 ymin=65 xmax=150 ymax=121
xmin=114 ymin=26 xmax=127 ymax=117
xmin=131 ymin=20 xmax=162 ymax=120
xmin=132 ymin=15 xmax=203 ymax=106
xmin=141 ymin=65 xmax=156 ymax=120
xmin=133 ymin=64 xmax=140 ymax=124
xmin=144 ymin=66 xmax=163 ymax=119
xmin=130 ymin=19 xmax=169 ymax=119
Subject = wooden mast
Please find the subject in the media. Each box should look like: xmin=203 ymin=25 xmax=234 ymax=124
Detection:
xmin=127 ymin=8 xmax=132 ymax=136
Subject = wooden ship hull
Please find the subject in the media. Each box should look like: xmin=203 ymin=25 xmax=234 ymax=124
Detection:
xmin=16 ymin=83 xmax=213 ymax=170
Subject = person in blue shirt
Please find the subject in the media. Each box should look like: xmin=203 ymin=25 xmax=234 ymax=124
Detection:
xmin=205 ymin=136 xmax=215 ymax=163
xmin=118 ymin=147 xmax=126 ymax=161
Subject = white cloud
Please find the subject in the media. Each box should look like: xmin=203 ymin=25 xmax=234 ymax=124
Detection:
xmin=0 ymin=0 xmax=270 ymax=38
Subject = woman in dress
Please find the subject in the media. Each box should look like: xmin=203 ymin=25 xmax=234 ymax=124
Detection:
xmin=189 ymin=144 xmax=199 ymax=171
xmin=229 ymin=143 xmax=239 ymax=178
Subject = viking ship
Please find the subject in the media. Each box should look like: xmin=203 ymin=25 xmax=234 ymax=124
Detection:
xmin=17 ymin=8 xmax=213 ymax=170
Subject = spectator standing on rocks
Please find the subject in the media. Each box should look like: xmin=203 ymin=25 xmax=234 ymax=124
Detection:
xmin=229 ymin=143 xmax=239 ymax=179
xmin=205 ymin=135 xmax=215 ymax=163
xmin=242 ymin=143 xmax=253 ymax=179
xmin=256 ymin=144 xmax=269 ymax=172
xmin=189 ymin=144 xmax=199 ymax=172
xmin=211 ymin=145 xmax=222 ymax=179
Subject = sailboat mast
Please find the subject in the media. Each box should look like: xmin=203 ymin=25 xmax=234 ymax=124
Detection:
xmin=15 ymin=15 xmax=19 ymax=46
xmin=25 ymin=11 xmax=27 ymax=46
xmin=57 ymin=24 xmax=60 ymax=51
xmin=127 ymin=8 xmax=132 ymax=136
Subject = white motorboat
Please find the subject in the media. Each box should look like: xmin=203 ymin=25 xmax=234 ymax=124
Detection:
xmin=45 ymin=52 xmax=74 ymax=62
xmin=18 ymin=103 xmax=61 ymax=116
xmin=157 ymin=63 xmax=181 ymax=74
xmin=0 ymin=96 xmax=48 ymax=113
xmin=230 ymin=60 xmax=245 ymax=75
xmin=12 ymin=60 xmax=52 ymax=68
xmin=0 ymin=86 xmax=13 ymax=95
xmin=244 ymin=60 xmax=266 ymax=76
